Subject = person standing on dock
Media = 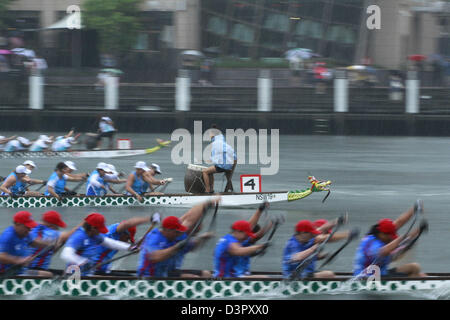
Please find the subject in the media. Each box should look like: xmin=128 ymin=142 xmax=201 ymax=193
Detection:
xmin=353 ymin=203 xmax=428 ymax=278
xmin=202 ymin=125 xmax=237 ymax=193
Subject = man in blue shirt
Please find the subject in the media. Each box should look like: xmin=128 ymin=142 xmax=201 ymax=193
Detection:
xmin=283 ymin=219 xmax=351 ymax=279
xmin=92 ymin=214 xmax=158 ymax=275
xmin=213 ymin=219 xmax=268 ymax=278
xmin=60 ymin=212 xmax=135 ymax=276
xmin=45 ymin=162 xmax=87 ymax=199
xmin=137 ymin=200 xmax=216 ymax=278
xmin=202 ymin=125 xmax=237 ymax=193
xmin=353 ymin=203 xmax=427 ymax=278
xmin=0 ymin=211 xmax=54 ymax=277
xmin=28 ymin=210 xmax=80 ymax=272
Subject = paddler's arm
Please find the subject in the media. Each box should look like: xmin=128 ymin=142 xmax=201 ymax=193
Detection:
xmin=116 ymin=216 xmax=152 ymax=234
xmin=101 ymin=237 xmax=132 ymax=251
xmin=0 ymin=252 xmax=32 ymax=266
xmin=143 ymin=172 xmax=166 ymax=187
xmin=394 ymin=206 xmax=415 ymax=230
xmin=22 ymin=176 xmax=45 ymax=185
xmin=227 ymin=242 xmax=266 ymax=257
xmin=290 ymin=243 xmax=319 ymax=262
xmin=248 ymin=202 xmax=268 ymax=229
xmin=146 ymin=244 xmax=184 ymax=263
xmin=328 ymin=231 xmax=352 ymax=242
xmin=47 ymin=186 xmax=61 ymax=200
xmin=66 ymin=173 xmax=88 ymax=182
xmin=0 ymin=176 xmax=15 ymax=196
xmin=378 ymin=234 xmax=408 ymax=257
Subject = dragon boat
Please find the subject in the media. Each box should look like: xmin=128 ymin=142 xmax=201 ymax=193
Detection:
xmin=0 ymin=176 xmax=332 ymax=209
xmin=0 ymin=139 xmax=171 ymax=159
xmin=0 ymin=272 xmax=448 ymax=299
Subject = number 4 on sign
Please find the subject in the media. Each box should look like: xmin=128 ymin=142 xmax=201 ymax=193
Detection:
xmin=240 ymin=175 xmax=262 ymax=193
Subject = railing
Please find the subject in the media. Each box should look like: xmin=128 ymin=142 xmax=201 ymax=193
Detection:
xmin=0 ymin=72 xmax=449 ymax=115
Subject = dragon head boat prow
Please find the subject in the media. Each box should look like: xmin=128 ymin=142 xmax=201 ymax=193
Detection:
xmin=287 ymin=176 xmax=332 ymax=202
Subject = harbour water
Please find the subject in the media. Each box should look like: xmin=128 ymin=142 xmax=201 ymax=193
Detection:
xmin=1 ymin=132 xmax=450 ymax=300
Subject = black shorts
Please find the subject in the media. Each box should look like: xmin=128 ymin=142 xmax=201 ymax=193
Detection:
xmin=214 ymin=166 xmax=230 ymax=173
xmin=97 ymin=131 xmax=115 ymax=140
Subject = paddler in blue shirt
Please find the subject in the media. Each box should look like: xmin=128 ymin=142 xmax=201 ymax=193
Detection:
xmin=282 ymin=219 xmax=351 ymax=279
xmin=353 ymin=203 xmax=427 ymax=278
xmin=0 ymin=211 xmax=54 ymax=277
xmin=44 ymin=162 xmax=87 ymax=200
xmin=60 ymin=213 xmax=135 ymax=276
xmin=27 ymin=210 xmax=80 ymax=272
xmin=86 ymin=162 xmax=114 ymax=196
xmin=92 ymin=214 xmax=159 ymax=275
xmin=137 ymin=200 xmax=216 ymax=278
xmin=125 ymin=161 xmax=162 ymax=202
xmin=0 ymin=165 xmax=32 ymax=196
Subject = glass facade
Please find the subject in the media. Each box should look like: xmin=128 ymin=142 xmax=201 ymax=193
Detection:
xmin=201 ymin=0 xmax=365 ymax=63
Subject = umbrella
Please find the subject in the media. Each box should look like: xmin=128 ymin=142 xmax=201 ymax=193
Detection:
xmin=285 ymin=48 xmax=313 ymax=60
xmin=0 ymin=50 xmax=11 ymax=55
xmin=11 ymin=48 xmax=35 ymax=59
xmin=181 ymin=50 xmax=204 ymax=58
xmin=408 ymin=54 xmax=426 ymax=61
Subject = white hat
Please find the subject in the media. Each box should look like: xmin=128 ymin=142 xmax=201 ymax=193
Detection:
xmin=0 ymin=136 xmax=5 ymax=140
xmin=96 ymin=162 xmax=112 ymax=173
xmin=23 ymin=160 xmax=36 ymax=168
xmin=106 ymin=164 xmax=118 ymax=176
xmin=17 ymin=137 xmax=30 ymax=145
xmin=15 ymin=165 xmax=31 ymax=175
xmin=134 ymin=161 xmax=150 ymax=171
xmin=64 ymin=161 xmax=77 ymax=171
xmin=101 ymin=117 xmax=112 ymax=122
xmin=151 ymin=163 xmax=161 ymax=174
xmin=39 ymin=135 xmax=52 ymax=143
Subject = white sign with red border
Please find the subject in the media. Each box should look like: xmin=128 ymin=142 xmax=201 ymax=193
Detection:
xmin=240 ymin=174 xmax=262 ymax=193
xmin=117 ymin=139 xmax=132 ymax=150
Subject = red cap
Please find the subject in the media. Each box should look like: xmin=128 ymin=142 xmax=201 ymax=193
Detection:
xmin=127 ymin=226 xmax=136 ymax=243
xmin=296 ymin=220 xmax=321 ymax=235
xmin=43 ymin=210 xmax=66 ymax=228
xmin=162 ymin=216 xmax=187 ymax=232
xmin=313 ymin=219 xmax=331 ymax=234
xmin=231 ymin=220 xmax=256 ymax=239
xmin=85 ymin=213 xmax=108 ymax=233
xmin=377 ymin=218 xmax=398 ymax=239
xmin=13 ymin=211 xmax=38 ymax=229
